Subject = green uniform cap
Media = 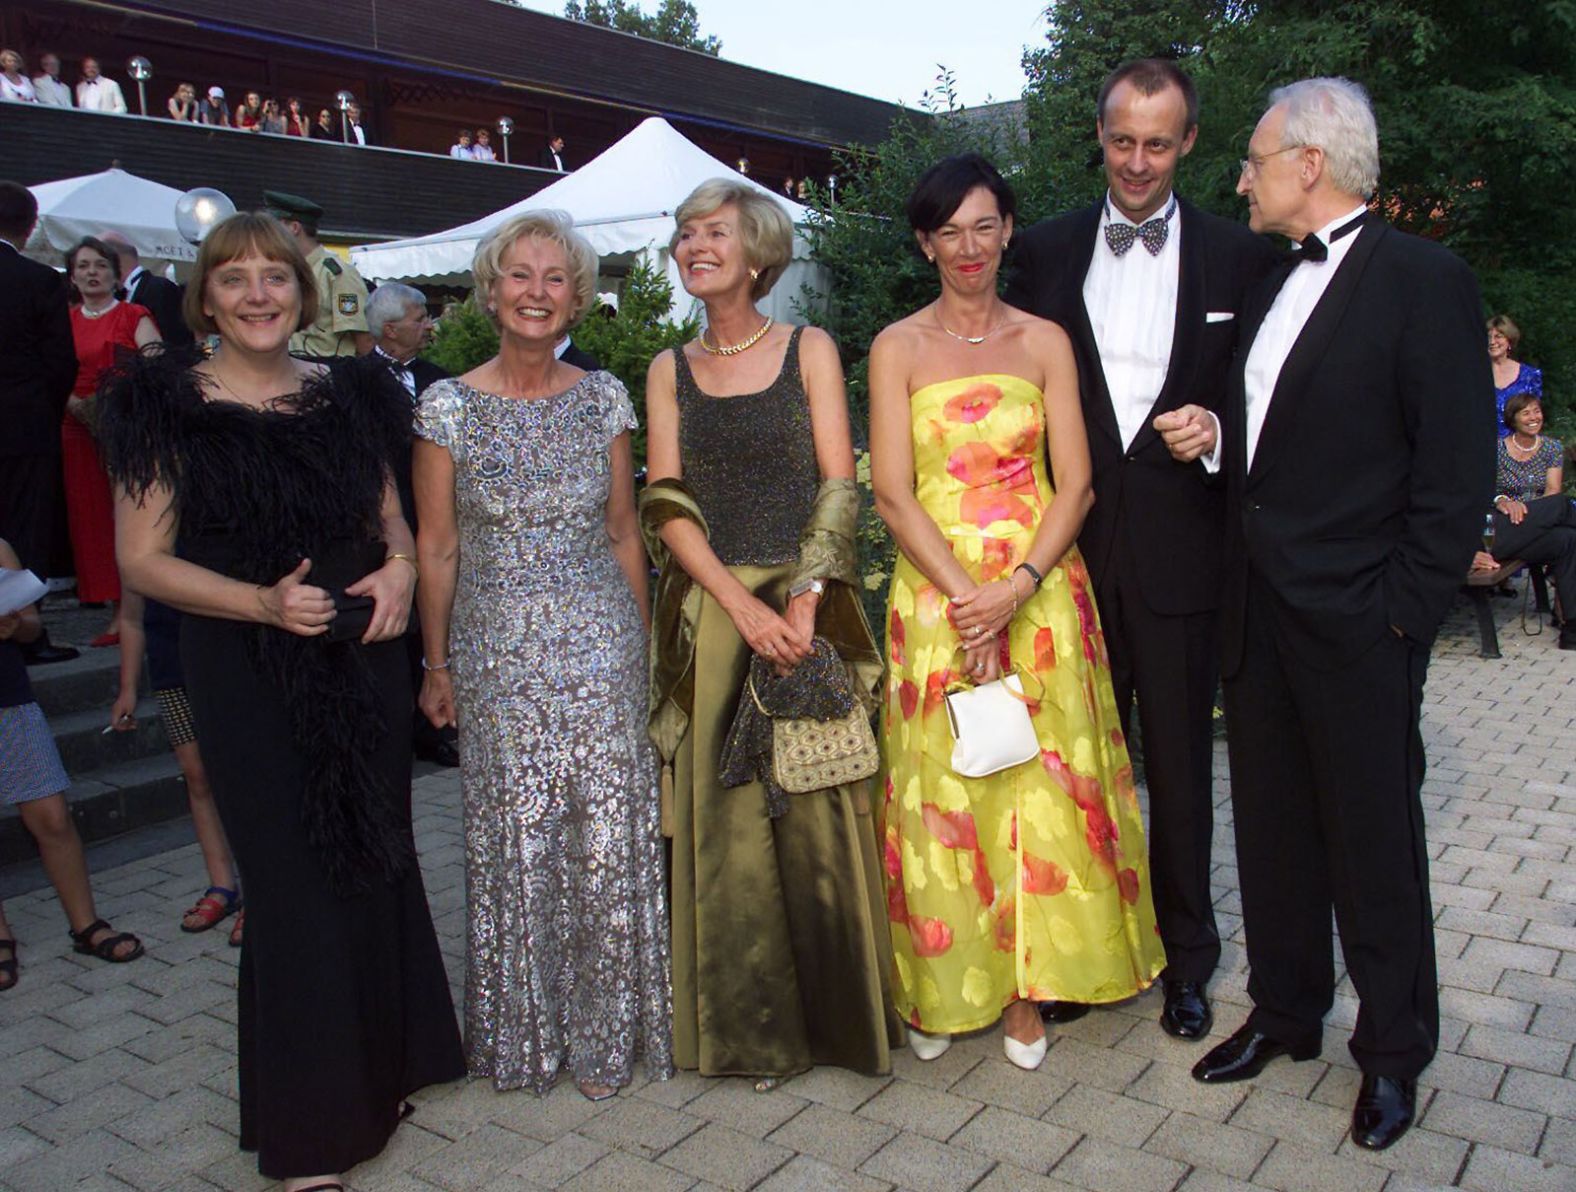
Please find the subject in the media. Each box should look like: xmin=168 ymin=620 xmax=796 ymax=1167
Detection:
xmin=262 ymin=191 xmax=325 ymax=224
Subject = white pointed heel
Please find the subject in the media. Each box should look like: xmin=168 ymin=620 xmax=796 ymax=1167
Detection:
xmin=1004 ymin=1032 xmax=1048 ymax=1071
xmin=908 ymin=1029 xmax=952 ymax=1061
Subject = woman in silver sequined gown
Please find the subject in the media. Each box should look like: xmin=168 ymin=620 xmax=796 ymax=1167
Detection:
xmin=412 ymin=211 xmax=673 ymax=1099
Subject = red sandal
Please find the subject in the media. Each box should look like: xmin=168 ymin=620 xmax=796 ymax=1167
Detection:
xmin=181 ymin=885 xmax=242 ymax=933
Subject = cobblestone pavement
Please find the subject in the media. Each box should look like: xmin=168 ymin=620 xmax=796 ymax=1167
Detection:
xmin=2 ymin=594 xmax=1573 ymax=1191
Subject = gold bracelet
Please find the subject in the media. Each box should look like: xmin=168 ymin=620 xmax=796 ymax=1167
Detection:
xmin=386 ymin=552 xmax=418 ymax=576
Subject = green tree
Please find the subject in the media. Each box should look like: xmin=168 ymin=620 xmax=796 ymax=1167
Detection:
xmin=562 ymin=0 xmax=722 ymax=56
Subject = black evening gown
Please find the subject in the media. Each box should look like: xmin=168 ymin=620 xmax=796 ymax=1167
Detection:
xmin=99 ymin=351 xmax=465 ymax=1179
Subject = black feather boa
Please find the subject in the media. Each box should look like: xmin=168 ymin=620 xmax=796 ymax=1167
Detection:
xmin=98 ymin=347 xmax=417 ymax=894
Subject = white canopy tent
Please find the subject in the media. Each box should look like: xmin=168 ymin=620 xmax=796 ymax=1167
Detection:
xmin=350 ymin=117 xmax=828 ymax=322
xmin=25 ymin=168 xmax=197 ymax=268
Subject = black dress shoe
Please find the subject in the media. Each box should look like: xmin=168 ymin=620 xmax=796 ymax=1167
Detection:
xmin=1351 ymin=1074 xmax=1416 ymax=1150
xmin=1191 ymin=1024 xmax=1320 ymax=1083
xmin=1159 ymin=979 xmax=1212 ymax=1039
xmin=23 ymin=641 xmax=79 ymax=665
xmin=1038 ymin=1000 xmax=1091 ymax=1025
xmin=414 ymin=737 xmax=461 ymax=767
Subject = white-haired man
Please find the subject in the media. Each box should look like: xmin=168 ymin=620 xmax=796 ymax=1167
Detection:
xmin=1170 ymin=77 xmax=1492 ymax=1150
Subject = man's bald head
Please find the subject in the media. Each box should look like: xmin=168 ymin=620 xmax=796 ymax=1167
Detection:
xmin=97 ymin=230 xmax=139 ymax=274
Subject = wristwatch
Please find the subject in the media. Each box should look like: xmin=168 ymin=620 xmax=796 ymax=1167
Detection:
xmin=788 ymin=577 xmax=826 ymax=599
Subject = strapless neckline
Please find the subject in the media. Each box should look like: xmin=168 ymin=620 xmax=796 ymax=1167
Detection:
xmin=910 ymin=373 xmax=1044 ymax=401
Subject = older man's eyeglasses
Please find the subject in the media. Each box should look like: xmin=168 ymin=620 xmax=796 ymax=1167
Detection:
xmin=1239 ymin=144 xmax=1304 ymax=179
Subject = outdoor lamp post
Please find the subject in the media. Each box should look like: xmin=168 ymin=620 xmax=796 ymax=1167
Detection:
xmin=335 ymin=90 xmax=356 ymax=143
xmin=827 ymin=174 xmax=838 ymax=205
xmin=127 ymin=56 xmax=152 ymax=117
xmin=497 ymin=116 xmax=514 ymax=165
xmin=737 ymin=157 xmax=750 ymax=176
xmin=174 ymin=188 xmax=237 ymax=246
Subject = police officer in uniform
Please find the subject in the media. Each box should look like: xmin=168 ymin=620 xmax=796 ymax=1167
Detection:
xmin=263 ymin=191 xmax=373 ymax=358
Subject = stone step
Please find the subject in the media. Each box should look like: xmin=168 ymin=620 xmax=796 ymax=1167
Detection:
xmin=0 ymin=752 xmax=189 ymax=867
xmin=48 ymin=698 xmax=170 ymax=776
xmin=25 ymin=644 xmax=131 ymax=718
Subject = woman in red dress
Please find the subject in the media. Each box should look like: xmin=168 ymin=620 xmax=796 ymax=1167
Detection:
xmin=65 ymin=237 xmax=159 ymax=646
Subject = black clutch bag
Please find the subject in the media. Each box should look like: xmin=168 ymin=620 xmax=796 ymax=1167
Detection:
xmin=306 ymin=542 xmax=384 ymax=644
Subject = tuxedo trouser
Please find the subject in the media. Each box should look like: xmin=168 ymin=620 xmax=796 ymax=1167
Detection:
xmin=1223 ymin=572 xmax=1438 ymax=1078
xmin=0 ymin=451 xmax=65 ymax=578
xmin=1096 ymin=539 xmax=1221 ymax=984
xmin=1492 ymin=496 xmax=1576 ymax=622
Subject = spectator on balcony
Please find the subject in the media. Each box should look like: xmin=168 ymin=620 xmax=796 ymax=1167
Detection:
xmin=282 ymin=96 xmax=309 ymax=137
xmin=166 ymin=81 xmax=198 ymax=122
xmin=311 ymin=107 xmax=334 ymax=139
xmin=540 ymin=134 xmax=567 ymax=171
xmin=260 ymin=97 xmax=286 ymax=135
xmin=31 ymin=53 xmax=72 ymax=107
xmin=448 ymin=129 xmax=476 ymax=160
xmin=346 ymin=102 xmax=369 ymax=146
xmin=75 ymin=58 xmax=127 ymax=114
xmin=1 ymin=51 xmax=38 ymax=103
xmin=473 ymin=128 xmax=497 ymax=162
xmin=198 ymin=86 xmax=229 ymax=127
xmin=234 ymin=90 xmax=263 ymax=131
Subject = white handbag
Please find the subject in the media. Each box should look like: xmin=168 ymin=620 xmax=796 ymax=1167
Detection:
xmin=943 ymin=671 xmax=1041 ymax=778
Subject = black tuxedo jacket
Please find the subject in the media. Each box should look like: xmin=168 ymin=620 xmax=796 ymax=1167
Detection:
xmin=0 ymin=242 xmax=78 ymax=457
xmin=127 ymin=271 xmax=195 ymax=349
xmin=1220 ymin=216 xmax=1495 ymax=673
xmin=381 ymin=354 xmax=451 ymax=535
xmin=559 ymin=341 xmax=601 ymax=372
xmin=408 ymin=357 xmax=450 ymax=399
xmin=1004 ymin=197 xmax=1282 ymax=615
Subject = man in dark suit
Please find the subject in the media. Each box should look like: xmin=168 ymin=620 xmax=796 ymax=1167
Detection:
xmin=1172 ymin=77 xmax=1492 ymax=1151
xmin=0 ymin=183 xmax=81 ymax=663
xmin=1004 ymin=60 xmax=1281 ymax=1040
xmin=555 ymin=334 xmax=601 ymax=373
xmin=367 ymin=282 xmax=459 ymax=768
xmin=539 ymin=135 xmax=567 ymax=172
xmin=99 ymin=231 xmax=194 ymax=349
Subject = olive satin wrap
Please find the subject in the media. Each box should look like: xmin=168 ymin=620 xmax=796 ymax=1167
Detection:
xmin=639 ymin=476 xmax=882 ymax=826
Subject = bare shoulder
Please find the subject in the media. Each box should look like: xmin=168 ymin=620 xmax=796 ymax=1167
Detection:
xmin=1002 ymin=305 xmax=1071 ymax=353
xmin=795 ymin=323 xmax=841 ymax=360
xmin=871 ymin=312 xmax=927 ymax=361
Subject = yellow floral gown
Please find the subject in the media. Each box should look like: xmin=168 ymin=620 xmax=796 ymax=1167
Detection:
xmin=881 ymin=374 xmax=1166 ymax=1035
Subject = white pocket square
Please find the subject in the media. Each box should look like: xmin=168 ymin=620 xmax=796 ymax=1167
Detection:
xmin=1205 ymin=311 xmax=1235 ymax=323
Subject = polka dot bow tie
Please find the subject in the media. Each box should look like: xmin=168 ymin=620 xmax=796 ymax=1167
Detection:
xmin=1103 ymin=196 xmax=1177 ymax=257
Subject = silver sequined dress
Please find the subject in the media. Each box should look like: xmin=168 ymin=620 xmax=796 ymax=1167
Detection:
xmin=416 ymin=371 xmax=673 ymax=1093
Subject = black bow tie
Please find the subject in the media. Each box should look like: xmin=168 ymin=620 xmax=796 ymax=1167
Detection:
xmin=1104 ymin=196 xmax=1176 ymax=257
xmin=1292 ymin=211 xmax=1367 ymax=265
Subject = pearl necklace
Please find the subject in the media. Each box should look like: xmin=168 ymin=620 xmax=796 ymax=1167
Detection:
xmin=699 ymin=316 xmax=773 ymax=356
xmin=936 ymin=305 xmax=1005 ymax=345
xmin=1508 ymin=433 xmax=1541 ymax=455
xmin=79 ymin=298 xmax=119 ymax=320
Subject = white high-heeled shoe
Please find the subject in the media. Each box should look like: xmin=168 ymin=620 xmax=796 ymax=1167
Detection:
xmin=908 ymin=1029 xmax=952 ymax=1061
xmin=1003 ymin=1031 xmax=1048 ymax=1071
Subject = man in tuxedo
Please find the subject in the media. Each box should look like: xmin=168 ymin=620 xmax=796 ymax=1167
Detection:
xmin=366 ymin=283 xmax=459 ymax=768
xmin=1173 ymin=78 xmax=1492 ymax=1151
xmin=540 ymin=135 xmax=567 ymax=171
xmin=1004 ymin=59 xmax=1280 ymax=1040
xmin=555 ymin=333 xmax=600 ymax=372
xmin=75 ymin=57 xmax=127 ymax=113
xmin=99 ymin=232 xmax=194 ymax=349
xmin=32 ymin=53 xmax=73 ymax=107
xmin=346 ymin=102 xmax=369 ymax=146
xmin=0 ymin=183 xmax=81 ymax=664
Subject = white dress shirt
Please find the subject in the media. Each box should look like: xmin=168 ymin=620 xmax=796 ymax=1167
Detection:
xmin=449 ymin=144 xmax=475 ymax=160
xmin=1083 ymin=192 xmax=1180 ymax=450
xmin=1 ymin=75 xmax=38 ymax=103
xmin=349 ymin=122 xmax=367 ymax=146
xmin=76 ymin=76 xmax=127 ymax=113
xmin=1242 ymin=205 xmax=1368 ymax=470
xmin=472 ymin=144 xmax=496 ymax=162
xmin=374 ymin=347 xmax=418 ymax=397
xmin=32 ymin=74 xmax=72 ymax=106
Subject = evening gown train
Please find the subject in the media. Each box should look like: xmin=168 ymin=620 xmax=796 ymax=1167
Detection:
xmin=666 ymin=329 xmax=903 ymax=1077
xmin=99 ymin=352 xmax=464 ymax=1179
xmin=881 ymin=375 xmax=1167 ymax=1034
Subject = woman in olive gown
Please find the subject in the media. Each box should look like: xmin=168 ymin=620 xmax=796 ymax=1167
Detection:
xmin=641 ymin=179 xmax=903 ymax=1088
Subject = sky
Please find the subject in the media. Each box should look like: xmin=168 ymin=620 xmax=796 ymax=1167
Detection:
xmin=504 ymin=0 xmax=1050 ymax=109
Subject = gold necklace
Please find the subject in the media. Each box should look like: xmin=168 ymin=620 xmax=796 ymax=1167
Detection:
xmin=937 ymin=305 xmax=1005 ymax=345
xmin=700 ymin=316 xmax=773 ymax=356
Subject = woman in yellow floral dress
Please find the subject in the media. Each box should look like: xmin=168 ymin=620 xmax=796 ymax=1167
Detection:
xmin=869 ymin=155 xmax=1166 ymax=1069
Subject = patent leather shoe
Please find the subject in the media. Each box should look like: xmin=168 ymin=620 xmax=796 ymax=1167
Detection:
xmin=23 ymin=641 xmax=79 ymax=665
xmin=1159 ymin=979 xmax=1212 ymax=1040
xmin=1351 ymin=1074 xmax=1416 ymax=1150
xmin=415 ymin=736 xmax=461 ymax=768
xmin=1191 ymin=1025 xmax=1320 ymax=1083
xmin=1038 ymin=1000 xmax=1090 ymax=1025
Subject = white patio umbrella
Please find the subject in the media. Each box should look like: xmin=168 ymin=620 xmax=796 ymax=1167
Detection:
xmin=25 ymin=167 xmax=198 ymax=267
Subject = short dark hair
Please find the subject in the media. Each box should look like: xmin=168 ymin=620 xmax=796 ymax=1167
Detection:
xmin=905 ymin=153 xmax=1017 ymax=238
xmin=1097 ymin=58 xmax=1199 ymax=132
xmin=185 ymin=213 xmax=319 ymax=336
xmin=65 ymin=236 xmax=123 ymax=303
xmin=0 ymin=180 xmax=38 ymax=243
xmin=1503 ymin=392 xmax=1542 ymax=433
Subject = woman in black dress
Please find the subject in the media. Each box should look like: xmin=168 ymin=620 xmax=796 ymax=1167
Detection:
xmin=100 ymin=213 xmax=464 ymax=1192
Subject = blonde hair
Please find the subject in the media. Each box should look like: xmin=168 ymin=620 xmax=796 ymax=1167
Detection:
xmin=184 ymin=212 xmax=318 ymax=337
xmin=471 ymin=210 xmax=598 ymax=329
xmin=670 ymin=179 xmax=793 ymax=300
xmin=1487 ymin=314 xmax=1521 ymax=352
